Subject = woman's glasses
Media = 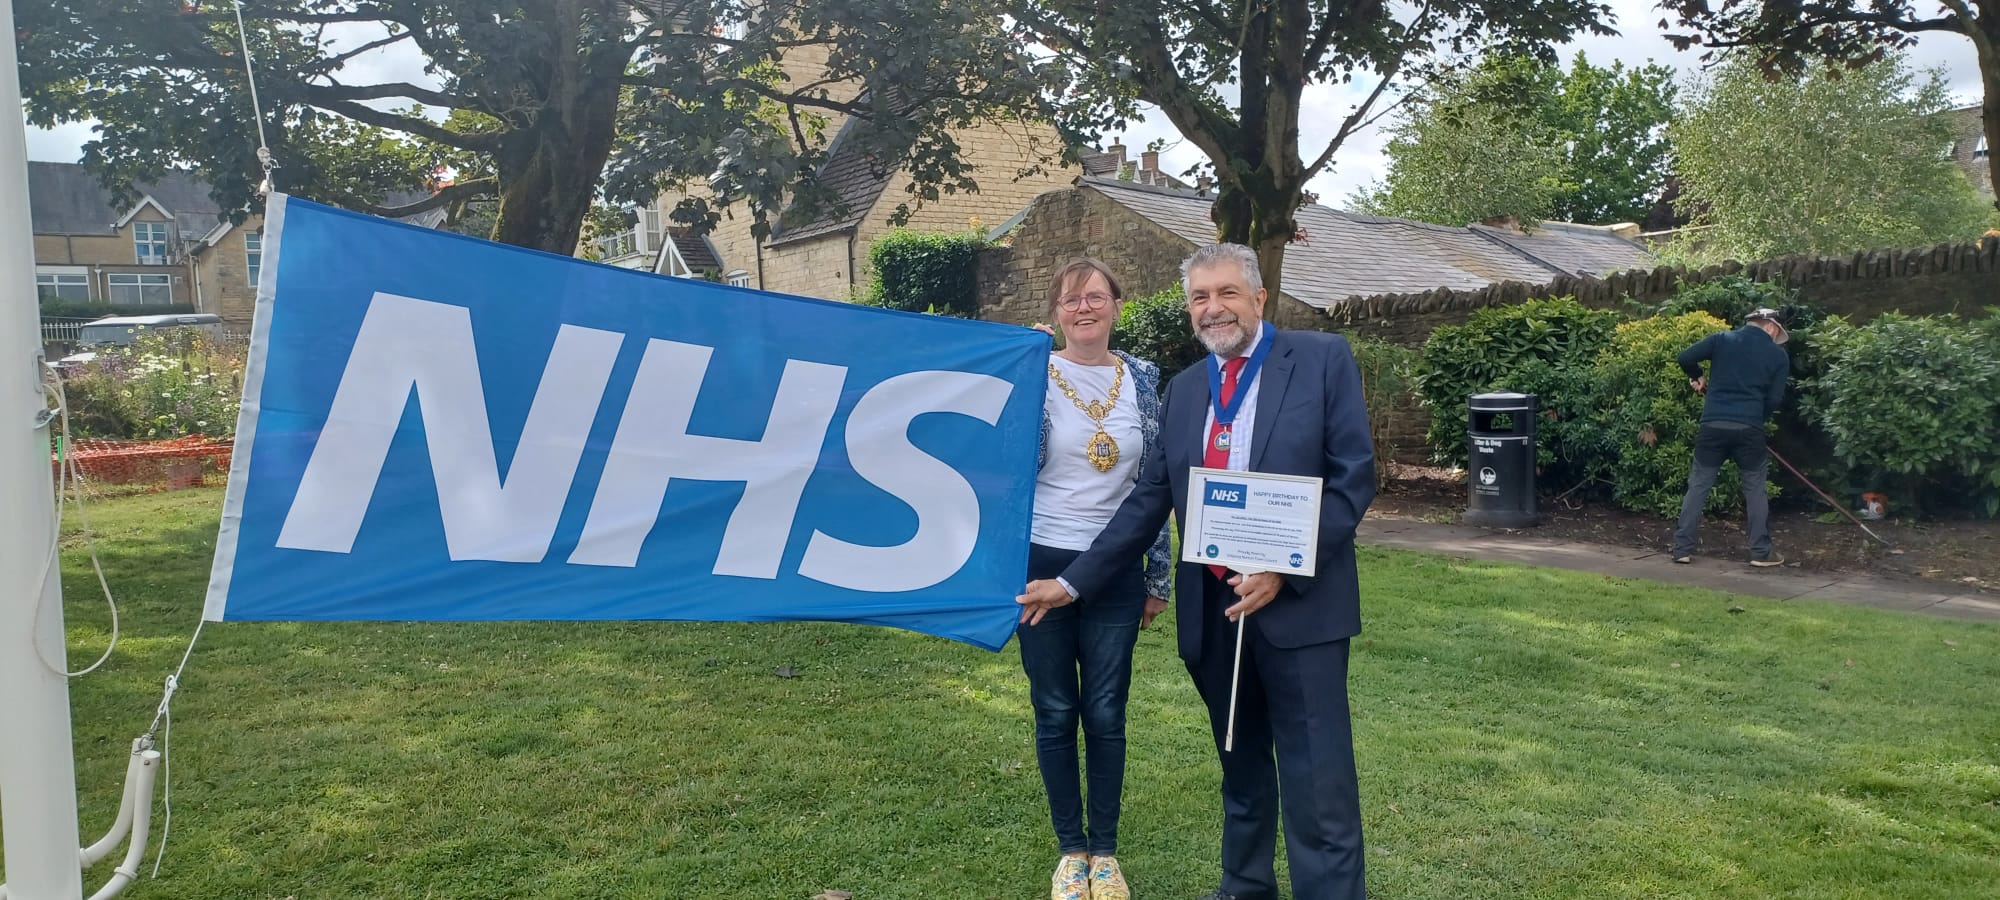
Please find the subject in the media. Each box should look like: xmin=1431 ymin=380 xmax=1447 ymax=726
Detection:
xmin=1058 ymin=291 xmax=1115 ymax=312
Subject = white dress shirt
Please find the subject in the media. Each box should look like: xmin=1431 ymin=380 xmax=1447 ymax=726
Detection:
xmin=1201 ymin=322 xmax=1271 ymax=472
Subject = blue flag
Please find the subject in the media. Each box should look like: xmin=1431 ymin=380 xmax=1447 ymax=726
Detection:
xmin=204 ymin=196 xmax=1046 ymax=651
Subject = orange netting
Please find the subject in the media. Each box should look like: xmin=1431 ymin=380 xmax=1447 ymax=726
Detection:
xmin=53 ymin=435 xmax=235 ymax=487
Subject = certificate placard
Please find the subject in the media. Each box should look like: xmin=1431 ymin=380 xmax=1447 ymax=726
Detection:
xmin=1181 ymin=467 xmax=1323 ymax=576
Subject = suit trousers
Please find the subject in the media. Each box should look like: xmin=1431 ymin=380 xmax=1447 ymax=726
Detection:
xmin=1188 ymin=571 xmax=1365 ymax=900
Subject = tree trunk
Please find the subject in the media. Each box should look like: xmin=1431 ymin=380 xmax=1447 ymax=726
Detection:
xmin=1982 ymin=34 xmax=2000 ymax=215
xmin=486 ymin=0 xmax=629 ymax=254
xmin=490 ymin=75 xmax=623 ymax=254
xmin=1209 ymin=175 xmax=1303 ymax=300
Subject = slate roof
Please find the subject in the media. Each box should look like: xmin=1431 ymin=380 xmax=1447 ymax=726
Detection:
xmin=1078 ymin=148 xmax=1122 ymax=177
xmin=1081 ymin=177 xmax=1654 ymax=309
xmin=662 ymin=228 xmax=724 ymax=273
xmin=770 ymin=117 xmax=897 ymax=246
xmin=1467 ymin=221 xmax=1657 ymax=279
xmin=28 ymin=161 xmax=446 ymax=239
xmin=29 ymin=162 xmax=226 ymax=239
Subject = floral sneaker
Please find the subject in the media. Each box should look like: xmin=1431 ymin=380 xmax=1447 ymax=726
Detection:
xmin=1051 ymin=854 xmax=1090 ymax=900
xmin=1089 ymin=856 xmax=1130 ymax=900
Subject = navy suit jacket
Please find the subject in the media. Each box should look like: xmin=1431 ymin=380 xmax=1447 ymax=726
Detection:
xmin=1061 ymin=329 xmax=1377 ymax=664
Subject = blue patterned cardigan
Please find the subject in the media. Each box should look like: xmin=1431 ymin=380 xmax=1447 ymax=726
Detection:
xmin=1038 ymin=350 xmax=1175 ymax=600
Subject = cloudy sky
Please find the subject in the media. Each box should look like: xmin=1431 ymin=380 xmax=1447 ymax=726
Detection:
xmin=24 ymin=0 xmax=1982 ymax=211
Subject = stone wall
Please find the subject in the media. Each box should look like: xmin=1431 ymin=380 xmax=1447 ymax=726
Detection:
xmin=977 ymin=184 xmax=1338 ymax=330
xmin=654 ymin=123 xmax=1079 ymax=302
xmin=977 ymin=186 xmax=1191 ymax=324
xmin=196 ymin=215 xmax=265 ymax=331
xmin=1325 ymin=237 xmax=2000 ymax=346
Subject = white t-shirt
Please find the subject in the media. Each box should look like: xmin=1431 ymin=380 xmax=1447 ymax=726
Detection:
xmin=1032 ymin=355 xmax=1145 ymax=550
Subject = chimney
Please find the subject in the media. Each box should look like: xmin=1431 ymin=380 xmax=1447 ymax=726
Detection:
xmin=1196 ymin=173 xmax=1214 ymax=194
xmin=1141 ymin=150 xmax=1159 ymax=175
xmin=1480 ymin=214 xmax=1522 ymax=233
xmin=1108 ymin=139 xmax=1127 ymax=171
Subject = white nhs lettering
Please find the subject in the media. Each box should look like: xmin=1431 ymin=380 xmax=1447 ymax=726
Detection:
xmin=275 ymin=292 xmax=1012 ymax=592
xmin=1210 ymin=488 xmax=1240 ymax=502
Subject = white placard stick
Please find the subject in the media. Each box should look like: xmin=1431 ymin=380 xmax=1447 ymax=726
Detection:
xmin=1223 ymin=568 xmax=1260 ymax=753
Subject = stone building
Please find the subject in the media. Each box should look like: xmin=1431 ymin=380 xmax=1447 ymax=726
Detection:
xmin=595 ymin=135 xmax=1169 ymax=300
xmin=977 ymin=177 xmax=1654 ymax=327
xmin=29 ymin=161 xmax=443 ymax=331
xmin=589 ymin=25 xmax=1183 ymax=300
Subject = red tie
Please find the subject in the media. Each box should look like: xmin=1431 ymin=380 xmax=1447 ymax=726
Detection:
xmin=1205 ymin=357 xmax=1246 ymax=580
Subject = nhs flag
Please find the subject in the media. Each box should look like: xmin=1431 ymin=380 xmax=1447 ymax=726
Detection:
xmin=204 ymin=196 xmax=1046 ymax=651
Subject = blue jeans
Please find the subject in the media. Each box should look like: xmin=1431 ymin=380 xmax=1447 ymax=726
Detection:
xmin=1018 ymin=542 xmax=1143 ymax=856
xmin=1672 ymin=421 xmax=1773 ymax=560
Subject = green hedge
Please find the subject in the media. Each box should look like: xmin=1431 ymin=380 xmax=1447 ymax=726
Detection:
xmin=41 ymin=300 xmax=197 ymax=319
xmin=860 ymin=230 xmax=987 ymax=317
xmin=1589 ymin=312 xmax=1770 ymax=516
xmin=1414 ymin=297 xmax=1619 ymax=480
xmin=1112 ymin=289 xmax=1202 ymax=381
xmin=1803 ymin=313 xmax=2000 ymax=516
xmin=1409 ymin=281 xmax=2000 ymax=518
xmin=1352 ymin=338 xmax=1419 ymax=484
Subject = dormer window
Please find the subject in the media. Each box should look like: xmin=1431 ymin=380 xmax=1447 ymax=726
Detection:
xmin=134 ymin=222 xmax=171 ymax=264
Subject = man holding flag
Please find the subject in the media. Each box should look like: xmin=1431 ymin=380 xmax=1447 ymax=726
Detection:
xmin=1019 ymin=243 xmax=1377 ymax=900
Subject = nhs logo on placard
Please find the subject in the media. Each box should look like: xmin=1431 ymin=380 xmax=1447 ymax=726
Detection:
xmin=1205 ymin=482 xmax=1247 ymax=509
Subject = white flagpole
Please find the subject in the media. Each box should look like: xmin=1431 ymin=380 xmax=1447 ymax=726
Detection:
xmin=0 ymin=0 xmax=88 ymax=892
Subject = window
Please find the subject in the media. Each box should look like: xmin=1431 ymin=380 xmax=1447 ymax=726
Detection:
xmin=133 ymin=222 xmax=171 ymax=264
xmin=726 ymin=270 xmax=751 ymax=288
xmin=107 ymin=273 xmax=173 ymax=305
xmin=642 ymin=208 xmax=664 ymax=255
xmin=35 ymin=271 xmax=90 ymax=302
xmin=595 ymin=230 xmax=638 ymax=260
xmin=1978 ymin=135 xmax=1990 ymax=160
xmin=245 ymin=230 xmax=263 ymax=286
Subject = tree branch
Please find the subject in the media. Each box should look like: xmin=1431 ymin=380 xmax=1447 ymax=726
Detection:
xmin=1796 ymin=5 xmax=1961 ymax=33
xmin=305 ymin=81 xmax=469 ymax=110
xmin=355 ymin=178 xmax=498 ymax=218
xmin=1937 ymin=0 xmax=1995 ymax=57
xmin=304 ymin=95 xmax=502 ymax=151
xmin=1307 ymin=62 xmax=1402 ymax=178
xmin=226 ymin=4 xmax=399 ymax=26
xmin=317 ymin=31 xmax=412 ymax=71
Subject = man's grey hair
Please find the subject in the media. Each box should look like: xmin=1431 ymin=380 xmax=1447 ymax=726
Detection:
xmin=1181 ymin=243 xmax=1263 ymax=296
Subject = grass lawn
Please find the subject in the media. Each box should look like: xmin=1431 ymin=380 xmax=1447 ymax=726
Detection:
xmin=8 ymin=486 xmax=1998 ymax=899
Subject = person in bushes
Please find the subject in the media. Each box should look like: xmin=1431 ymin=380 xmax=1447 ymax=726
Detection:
xmin=1021 ymin=258 xmax=1171 ymax=900
xmin=1671 ymin=307 xmax=1791 ymax=567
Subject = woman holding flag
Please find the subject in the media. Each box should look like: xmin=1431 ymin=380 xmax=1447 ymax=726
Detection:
xmin=1020 ymin=258 xmax=1171 ymax=900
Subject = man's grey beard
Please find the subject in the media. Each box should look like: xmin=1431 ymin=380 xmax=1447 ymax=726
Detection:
xmin=1198 ymin=321 xmax=1256 ymax=358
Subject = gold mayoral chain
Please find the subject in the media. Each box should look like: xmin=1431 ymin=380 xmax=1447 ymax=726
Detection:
xmin=1049 ymin=356 xmax=1126 ymax=473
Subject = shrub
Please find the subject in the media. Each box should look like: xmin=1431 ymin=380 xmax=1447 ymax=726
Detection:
xmin=1112 ymin=289 xmax=1202 ymax=381
xmin=1350 ymin=338 xmax=1419 ymax=484
xmin=1587 ymin=312 xmax=1768 ymax=517
xmin=860 ymin=229 xmax=987 ymax=316
xmin=40 ymin=300 xmax=197 ymax=319
xmin=1653 ymin=275 xmax=1829 ymax=379
xmin=1802 ymin=313 xmax=2000 ymax=516
xmin=1415 ymin=296 xmax=1619 ymax=470
xmin=61 ymin=331 xmax=246 ymax=440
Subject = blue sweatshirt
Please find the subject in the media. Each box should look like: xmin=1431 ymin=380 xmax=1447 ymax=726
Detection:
xmin=1678 ymin=325 xmax=1789 ymax=426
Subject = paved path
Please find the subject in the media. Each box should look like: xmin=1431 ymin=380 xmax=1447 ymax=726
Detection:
xmin=1358 ymin=516 xmax=2000 ymax=622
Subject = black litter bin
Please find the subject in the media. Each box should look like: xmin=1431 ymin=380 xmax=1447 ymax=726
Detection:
xmin=1464 ymin=392 xmax=1540 ymax=528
